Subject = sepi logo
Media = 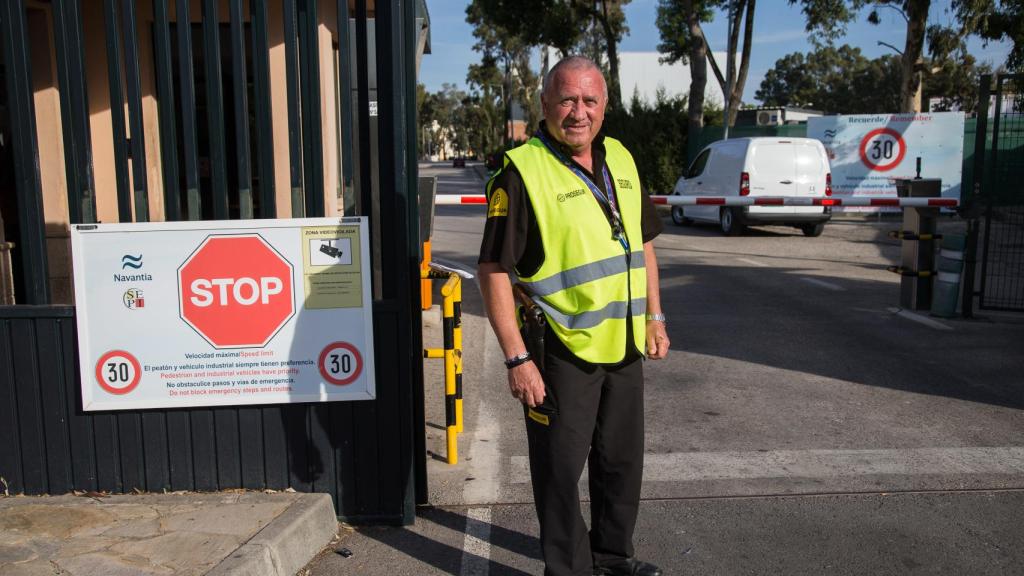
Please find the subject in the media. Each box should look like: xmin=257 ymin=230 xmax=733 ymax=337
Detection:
xmin=123 ymin=288 xmax=145 ymax=309
xmin=122 ymin=254 xmax=143 ymax=269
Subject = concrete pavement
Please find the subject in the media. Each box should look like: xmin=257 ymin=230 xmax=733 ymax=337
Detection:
xmin=0 ymin=491 xmax=336 ymax=576
xmin=302 ymin=162 xmax=1024 ymax=575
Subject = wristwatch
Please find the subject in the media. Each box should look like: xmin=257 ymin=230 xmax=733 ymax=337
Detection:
xmin=504 ymin=351 xmax=532 ymax=369
xmin=645 ymin=313 xmax=666 ymax=323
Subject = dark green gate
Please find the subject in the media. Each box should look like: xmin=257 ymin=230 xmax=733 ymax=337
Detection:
xmin=0 ymin=0 xmax=426 ymax=524
xmin=966 ymin=74 xmax=1024 ymax=314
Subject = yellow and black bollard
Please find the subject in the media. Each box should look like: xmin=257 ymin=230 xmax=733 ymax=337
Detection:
xmin=453 ymin=278 xmax=464 ymax=433
xmin=887 ymin=266 xmax=936 ymax=277
xmin=421 ymin=267 xmax=463 ymax=465
xmin=440 ymin=274 xmax=460 ymax=464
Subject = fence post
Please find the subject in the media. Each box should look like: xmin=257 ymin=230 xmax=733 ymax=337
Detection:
xmin=962 ymin=74 xmax=991 ymax=318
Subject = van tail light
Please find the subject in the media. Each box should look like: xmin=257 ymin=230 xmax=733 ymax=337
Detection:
xmin=740 ymin=172 xmax=750 ymax=196
xmin=825 ymin=173 xmax=833 ymax=196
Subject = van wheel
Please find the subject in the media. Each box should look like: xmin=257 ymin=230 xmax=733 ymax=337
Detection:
xmin=671 ymin=206 xmax=692 ymax=226
xmin=719 ymin=208 xmax=745 ymax=236
xmin=801 ymin=223 xmax=825 ymax=237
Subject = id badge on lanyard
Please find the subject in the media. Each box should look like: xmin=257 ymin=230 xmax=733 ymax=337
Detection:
xmin=536 ymin=131 xmax=630 ymax=252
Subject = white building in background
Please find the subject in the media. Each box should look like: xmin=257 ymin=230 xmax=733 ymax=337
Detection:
xmin=617 ymin=51 xmax=727 ymax=107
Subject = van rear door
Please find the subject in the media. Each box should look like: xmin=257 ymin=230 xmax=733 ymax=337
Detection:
xmin=747 ymin=140 xmax=797 ymax=216
xmin=794 ymin=141 xmax=827 ymax=197
xmin=748 ymin=141 xmax=796 ymax=197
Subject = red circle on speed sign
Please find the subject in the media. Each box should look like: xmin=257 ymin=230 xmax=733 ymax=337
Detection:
xmin=178 ymin=234 xmax=295 ymax=348
xmin=858 ymin=127 xmax=906 ymax=172
xmin=318 ymin=342 xmax=363 ymax=386
xmin=95 ymin=350 xmax=142 ymax=395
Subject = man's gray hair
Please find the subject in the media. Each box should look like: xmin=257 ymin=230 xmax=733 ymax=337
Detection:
xmin=542 ymin=55 xmax=608 ymax=100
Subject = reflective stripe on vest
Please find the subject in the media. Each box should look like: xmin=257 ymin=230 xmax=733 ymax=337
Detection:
xmin=507 ymin=136 xmax=647 ymax=364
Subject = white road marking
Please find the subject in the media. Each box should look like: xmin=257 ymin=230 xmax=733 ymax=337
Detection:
xmin=462 ymin=319 xmax=504 ymax=504
xmin=887 ymin=307 xmax=954 ymax=331
xmin=459 ymin=507 xmax=492 ymax=576
xmin=736 ymin=258 xmax=768 ymax=267
xmin=800 ymin=277 xmax=845 ymax=291
xmin=509 ymin=447 xmax=1024 ymax=484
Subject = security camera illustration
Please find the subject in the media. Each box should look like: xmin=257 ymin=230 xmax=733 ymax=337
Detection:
xmin=319 ymin=241 xmax=344 ymax=259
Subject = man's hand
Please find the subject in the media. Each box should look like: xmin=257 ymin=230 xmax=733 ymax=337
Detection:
xmin=646 ymin=320 xmax=670 ymax=359
xmin=508 ymin=360 xmax=546 ymax=407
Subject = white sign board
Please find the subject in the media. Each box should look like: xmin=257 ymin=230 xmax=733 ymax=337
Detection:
xmin=807 ymin=112 xmax=965 ymax=208
xmin=71 ymin=218 xmax=376 ymax=411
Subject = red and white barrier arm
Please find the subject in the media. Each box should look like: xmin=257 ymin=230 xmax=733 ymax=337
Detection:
xmin=433 ymin=194 xmax=960 ymax=208
xmin=435 ymin=195 xmax=488 ymax=205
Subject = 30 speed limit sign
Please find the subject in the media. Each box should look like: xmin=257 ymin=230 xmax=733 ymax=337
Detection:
xmin=318 ymin=342 xmax=363 ymax=385
xmin=95 ymin=350 xmax=142 ymax=395
xmin=858 ymin=127 xmax=906 ymax=172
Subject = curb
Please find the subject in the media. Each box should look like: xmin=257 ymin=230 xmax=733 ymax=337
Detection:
xmin=206 ymin=493 xmax=337 ymax=576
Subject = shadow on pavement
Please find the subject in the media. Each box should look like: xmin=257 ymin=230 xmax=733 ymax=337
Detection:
xmin=356 ymin=507 xmax=538 ymax=575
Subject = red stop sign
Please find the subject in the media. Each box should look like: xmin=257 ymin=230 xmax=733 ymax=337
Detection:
xmin=178 ymin=234 xmax=295 ymax=348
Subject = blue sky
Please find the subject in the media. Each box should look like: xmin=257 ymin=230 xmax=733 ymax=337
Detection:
xmin=419 ymin=0 xmax=1013 ymax=104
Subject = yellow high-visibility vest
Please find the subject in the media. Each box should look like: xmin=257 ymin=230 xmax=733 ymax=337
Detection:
xmin=501 ymin=136 xmax=647 ymax=364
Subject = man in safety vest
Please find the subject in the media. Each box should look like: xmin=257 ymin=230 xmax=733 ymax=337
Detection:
xmin=478 ymin=56 xmax=670 ymax=576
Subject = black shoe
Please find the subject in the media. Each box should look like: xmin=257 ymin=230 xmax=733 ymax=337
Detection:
xmin=593 ymin=557 xmax=663 ymax=576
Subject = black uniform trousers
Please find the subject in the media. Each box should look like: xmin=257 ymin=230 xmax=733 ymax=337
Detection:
xmin=525 ymin=329 xmax=645 ymax=576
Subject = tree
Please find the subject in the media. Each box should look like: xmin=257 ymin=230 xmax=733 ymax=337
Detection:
xmin=655 ymin=0 xmax=713 ymax=159
xmin=572 ymin=1 xmax=632 ymax=110
xmin=467 ymin=0 xmax=546 ymax=148
xmin=756 ymin=45 xmax=901 ymax=113
xmin=793 ymin=0 xmax=1022 ymax=112
xmin=466 ymin=63 xmax=500 ymax=154
xmin=466 ymin=1 xmax=632 ymax=110
xmin=792 ymin=0 xmax=931 ymax=112
xmin=656 ymin=0 xmax=757 ymax=129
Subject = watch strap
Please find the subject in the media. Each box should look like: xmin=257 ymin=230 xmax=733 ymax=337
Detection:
xmin=504 ymin=351 xmax=532 ymax=369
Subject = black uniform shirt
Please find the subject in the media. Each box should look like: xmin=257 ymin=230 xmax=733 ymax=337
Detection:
xmin=478 ymin=126 xmax=663 ymax=276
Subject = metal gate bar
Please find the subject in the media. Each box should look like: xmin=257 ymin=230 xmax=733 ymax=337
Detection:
xmin=979 ymin=74 xmax=1024 ymax=312
xmin=299 ymin=0 xmax=324 ymax=217
xmin=252 ymin=0 xmax=276 ymax=218
xmin=122 ymin=0 xmax=149 ymax=222
xmin=53 ymin=0 xmax=96 ymax=225
xmin=0 ymin=0 xmax=49 ymax=304
xmin=102 ymin=0 xmax=133 ymax=222
xmin=202 ymin=0 xmax=229 ymax=218
xmin=229 ymin=0 xmax=252 ymax=219
xmin=153 ymin=0 xmax=180 ymax=221
xmin=176 ymin=0 xmax=202 ymax=221
xmin=283 ymin=0 xmax=304 ymax=217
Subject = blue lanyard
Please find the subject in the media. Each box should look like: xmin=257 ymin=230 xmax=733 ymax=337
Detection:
xmin=536 ymin=131 xmax=629 ymax=251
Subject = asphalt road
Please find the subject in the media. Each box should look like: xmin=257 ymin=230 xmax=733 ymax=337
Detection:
xmin=305 ymin=161 xmax=1024 ymax=576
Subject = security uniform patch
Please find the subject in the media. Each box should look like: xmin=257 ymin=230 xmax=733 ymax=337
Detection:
xmin=527 ymin=408 xmax=549 ymax=426
xmin=488 ymin=187 xmax=509 ymax=218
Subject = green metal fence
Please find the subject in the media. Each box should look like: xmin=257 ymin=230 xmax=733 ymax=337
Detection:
xmin=0 ymin=0 xmax=427 ymax=523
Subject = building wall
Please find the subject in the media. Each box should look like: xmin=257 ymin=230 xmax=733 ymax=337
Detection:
xmin=28 ymin=0 xmax=354 ymax=303
xmin=26 ymin=2 xmax=72 ymax=303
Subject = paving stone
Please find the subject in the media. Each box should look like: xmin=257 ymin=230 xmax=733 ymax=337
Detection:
xmin=108 ymin=531 xmax=243 ymax=574
xmin=58 ymin=551 xmax=176 ymax=576
xmin=0 ymin=559 xmax=64 ymax=576
xmin=0 ymin=542 xmax=36 ymax=564
xmin=0 ymin=505 xmax=114 ymax=539
xmin=101 ymin=516 xmax=163 ymax=539
xmin=159 ymin=501 xmax=291 ymax=537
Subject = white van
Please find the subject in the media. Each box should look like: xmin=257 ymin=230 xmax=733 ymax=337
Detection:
xmin=670 ymin=137 xmax=832 ymax=236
